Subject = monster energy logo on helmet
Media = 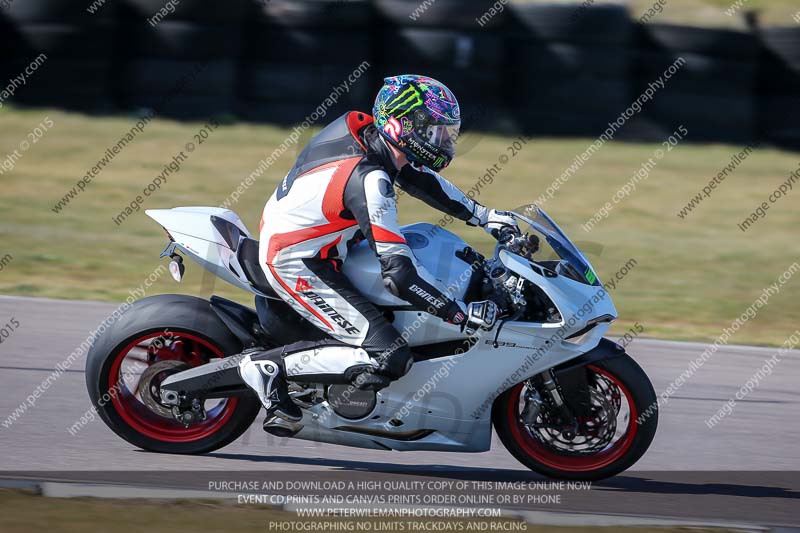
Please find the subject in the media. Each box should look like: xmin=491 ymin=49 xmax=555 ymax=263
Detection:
xmin=385 ymin=86 xmax=424 ymax=118
xmin=373 ymin=74 xmax=460 ymax=172
xmin=405 ymin=136 xmax=436 ymax=160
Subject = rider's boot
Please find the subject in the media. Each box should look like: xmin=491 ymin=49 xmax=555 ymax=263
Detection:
xmin=239 ymin=342 xmax=390 ymax=427
xmin=238 ymin=350 xmax=302 ymax=423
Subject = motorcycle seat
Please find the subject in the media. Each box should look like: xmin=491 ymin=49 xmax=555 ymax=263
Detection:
xmin=237 ymin=237 xmax=279 ymax=298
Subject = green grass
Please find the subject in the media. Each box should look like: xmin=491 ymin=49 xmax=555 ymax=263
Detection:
xmin=515 ymin=0 xmax=800 ymax=28
xmin=0 ymin=105 xmax=798 ymax=347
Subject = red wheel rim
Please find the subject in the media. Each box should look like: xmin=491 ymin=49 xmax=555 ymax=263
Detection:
xmin=507 ymin=365 xmax=638 ymax=473
xmin=108 ymin=331 xmax=238 ymax=443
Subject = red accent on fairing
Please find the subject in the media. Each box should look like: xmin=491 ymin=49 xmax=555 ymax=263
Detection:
xmin=372 ymin=225 xmax=407 ymax=244
xmin=506 ymin=365 xmax=638 ymax=473
xmin=346 ymin=111 xmax=374 ymax=151
xmin=320 ymin=235 xmax=342 ymax=259
xmin=108 ymin=332 xmax=239 ymax=443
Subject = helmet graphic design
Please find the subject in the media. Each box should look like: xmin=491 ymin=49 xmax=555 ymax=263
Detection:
xmin=373 ymin=74 xmax=460 ymax=172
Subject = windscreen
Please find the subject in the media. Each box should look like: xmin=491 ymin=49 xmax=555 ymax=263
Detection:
xmin=512 ymin=204 xmax=601 ymax=286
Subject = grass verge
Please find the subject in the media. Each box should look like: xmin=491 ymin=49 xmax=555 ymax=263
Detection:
xmin=0 ymin=106 xmax=797 ymax=346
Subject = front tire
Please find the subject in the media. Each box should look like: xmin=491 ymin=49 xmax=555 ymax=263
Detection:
xmin=493 ymin=354 xmax=658 ymax=481
xmin=85 ymin=294 xmax=261 ymax=454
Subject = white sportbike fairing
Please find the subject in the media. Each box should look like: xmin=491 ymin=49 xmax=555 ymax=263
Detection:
xmin=87 ymin=204 xmax=656 ymax=481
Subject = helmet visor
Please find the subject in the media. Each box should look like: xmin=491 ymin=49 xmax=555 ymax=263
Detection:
xmin=423 ymin=123 xmax=460 ymax=159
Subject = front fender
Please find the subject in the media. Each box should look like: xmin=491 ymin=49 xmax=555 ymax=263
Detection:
xmin=490 ymin=337 xmax=626 ymax=420
xmin=553 ymin=337 xmax=625 ymax=373
xmin=553 ymin=337 xmax=626 ymax=417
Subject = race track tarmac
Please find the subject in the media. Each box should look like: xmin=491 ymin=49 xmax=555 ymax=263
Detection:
xmin=0 ymin=296 xmax=797 ymax=527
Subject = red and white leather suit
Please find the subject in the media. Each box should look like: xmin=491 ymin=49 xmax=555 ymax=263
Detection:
xmin=258 ymin=112 xmax=489 ymax=379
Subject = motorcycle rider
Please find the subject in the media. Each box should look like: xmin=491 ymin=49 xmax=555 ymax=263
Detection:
xmin=239 ymin=74 xmax=519 ymax=426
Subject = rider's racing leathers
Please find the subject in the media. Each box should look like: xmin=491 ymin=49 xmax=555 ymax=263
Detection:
xmin=257 ymin=111 xmax=492 ymax=387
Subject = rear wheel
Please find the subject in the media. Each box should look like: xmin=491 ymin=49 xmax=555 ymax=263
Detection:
xmin=493 ymin=354 xmax=657 ymax=480
xmin=85 ymin=295 xmax=261 ymax=454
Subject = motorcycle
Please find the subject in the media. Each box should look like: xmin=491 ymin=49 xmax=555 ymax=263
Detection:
xmin=85 ymin=203 xmax=657 ymax=480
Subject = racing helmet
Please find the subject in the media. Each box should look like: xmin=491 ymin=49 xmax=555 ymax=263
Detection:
xmin=373 ymin=74 xmax=460 ymax=172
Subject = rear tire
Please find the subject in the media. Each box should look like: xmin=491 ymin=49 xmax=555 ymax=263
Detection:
xmin=85 ymin=294 xmax=261 ymax=454
xmin=493 ymin=354 xmax=658 ymax=481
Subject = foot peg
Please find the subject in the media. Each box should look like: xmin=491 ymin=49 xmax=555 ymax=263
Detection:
xmin=263 ymin=415 xmax=303 ymax=438
xmin=272 ymin=398 xmax=302 ymax=422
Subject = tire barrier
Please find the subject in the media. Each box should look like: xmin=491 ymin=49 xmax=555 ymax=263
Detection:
xmin=374 ymin=0 xmax=506 ymax=30
xmin=508 ymin=3 xmax=633 ymax=137
xmin=757 ymin=27 xmax=800 ymax=149
xmin=630 ymin=23 xmax=758 ymax=143
xmin=375 ymin=29 xmax=506 ymax=103
xmin=0 ymin=0 xmax=115 ymax=110
xmin=113 ymin=0 xmax=247 ymax=118
xmin=508 ymin=3 xmax=632 ymax=44
xmin=375 ymin=0 xmax=512 ymax=133
xmin=238 ymin=0 xmax=373 ymax=124
xmin=0 ymin=0 xmax=798 ymax=151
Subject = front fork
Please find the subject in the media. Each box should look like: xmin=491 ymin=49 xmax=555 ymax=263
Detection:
xmin=522 ymin=370 xmax=578 ymax=438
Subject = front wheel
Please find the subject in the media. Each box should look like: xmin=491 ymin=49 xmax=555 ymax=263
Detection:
xmin=493 ymin=354 xmax=658 ymax=481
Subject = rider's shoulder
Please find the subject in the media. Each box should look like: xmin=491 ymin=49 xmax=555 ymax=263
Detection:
xmin=321 ymin=111 xmax=373 ymax=134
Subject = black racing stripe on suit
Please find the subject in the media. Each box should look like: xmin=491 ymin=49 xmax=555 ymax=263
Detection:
xmin=278 ymin=113 xmax=366 ymax=200
xmin=394 ymin=164 xmax=475 ymax=222
xmin=303 ymin=259 xmax=410 ymax=358
xmin=342 ymin=156 xmax=459 ymax=321
xmin=361 ymin=123 xmax=399 ymax=173
xmin=249 ymin=339 xmax=348 ymax=364
xmin=343 ymin=157 xmax=383 ymax=253
xmin=378 ymin=255 xmax=462 ymax=322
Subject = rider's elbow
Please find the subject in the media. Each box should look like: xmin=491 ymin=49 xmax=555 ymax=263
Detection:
xmin=379 ymin=254 xmax=413 ymax=298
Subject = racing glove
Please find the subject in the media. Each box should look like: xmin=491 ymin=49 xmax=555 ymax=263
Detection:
xmin=484 ymin=209 xmax=520 ymax=240
xmin=448 ymin=300 xmax=499 ymax=336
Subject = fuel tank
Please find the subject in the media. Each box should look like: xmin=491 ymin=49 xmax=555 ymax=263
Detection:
xmin=341 ymin=223 xmax=476 ymax=306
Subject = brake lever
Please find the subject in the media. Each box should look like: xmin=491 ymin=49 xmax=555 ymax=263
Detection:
xmin=492 ymin=308 xmax=523 ymax=348
xmin=526 ymin=233 xmax=540 ymax=254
